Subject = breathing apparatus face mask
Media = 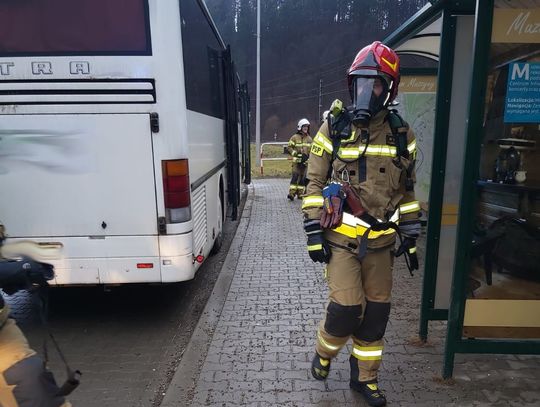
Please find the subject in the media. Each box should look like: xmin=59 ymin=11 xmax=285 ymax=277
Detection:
xmin=351 ymin=76 xmax=390 ymax=127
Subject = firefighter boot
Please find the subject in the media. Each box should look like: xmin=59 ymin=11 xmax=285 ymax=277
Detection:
xmin=287 ymin=193 xmax=295 ymax=201
xmin=350 ymin=379 xmax=387 ymax=407
xmin=311 ymin=353 xmax=331 ymax=380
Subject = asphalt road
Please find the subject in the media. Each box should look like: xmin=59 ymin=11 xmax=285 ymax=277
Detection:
xmin=4 ymin=190 xmax=246 ymax=407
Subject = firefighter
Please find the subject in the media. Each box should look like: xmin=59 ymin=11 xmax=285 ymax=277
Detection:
xmin=302 ymin=42 xmax=420 ymax=406
xmin=0 ymin=227 xmax=73 ymax=407
xmin=287 ymin=118 xmax=312 ymax=200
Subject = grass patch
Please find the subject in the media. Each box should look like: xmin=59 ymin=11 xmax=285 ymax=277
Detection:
xmin=250 ymin=143 xmax=292 ymax=179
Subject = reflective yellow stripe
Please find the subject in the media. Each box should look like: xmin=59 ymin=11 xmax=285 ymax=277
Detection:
xmin=317 ymin=331 xmax=341 ymax=351
xmin=409 ymin=247 xmax=417 ymax=254
xmin=332 ymin=212 xmax=396 ymax=239
xmin=314 ymin=132 xmax=333 ymax=154
xmin=408 ymin=139 xmax=417 ymax=154
xmin=337 ymin=147 xmax=360 ymax=159
xmin=400 ymin=201 xmax=420 ymax=214
xmin=302 ymin=196 xmax=324 ymax=209
xmin=352 ymin=345 xmax=383 ymax=361
xmin=364 ymin=144 xmax=396 ymax=156
xmin=335 ymin=140 xmax=417 ymax=159
xmin=308 ymin=244 xmax=322 ymax=251
xmin=342 ymin=129 xmax=356 ymax=143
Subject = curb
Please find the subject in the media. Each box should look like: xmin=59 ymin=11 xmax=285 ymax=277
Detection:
xmin=160 ymin=184 xmax=254 ymax=406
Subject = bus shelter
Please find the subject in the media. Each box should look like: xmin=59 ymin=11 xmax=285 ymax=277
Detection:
xmin=384 ymin=0 xmax=540 ymax=377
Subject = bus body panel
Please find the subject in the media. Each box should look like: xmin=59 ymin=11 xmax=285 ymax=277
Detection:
xmin=0 ymin=113 xmax=158 ymax=238
xmin=0 ymin=0 xmax=240 ymax=285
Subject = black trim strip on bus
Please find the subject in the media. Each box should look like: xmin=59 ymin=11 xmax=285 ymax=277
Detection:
xmin=0 ymin=1 xmax=152 ymax=57
xmin=191 ymin=161 xmax=226 ymax=191
xmin=0 ymin=100 xmax=155 ymax=105
xmin=0 ymin=78 xmax=156 ymax=104
xmin=0 ymin=79 xmax=154 ymax=84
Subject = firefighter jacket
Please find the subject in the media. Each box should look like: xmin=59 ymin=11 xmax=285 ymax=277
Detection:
xmin=302 ymin=109 xmax=420 ymax=250
xmin=287 ymin=133 xmax=312 ymax=165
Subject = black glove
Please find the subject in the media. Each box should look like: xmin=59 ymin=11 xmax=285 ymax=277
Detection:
xmin=300 ymin=153 xmax=309 ymax=164
xmin=395 ymin=237 xmax=418 ymax=272
xmin=0 ymin=259 xmax=54 ymax=295
xmin=304 ymin=219 xmax=331 ymax=263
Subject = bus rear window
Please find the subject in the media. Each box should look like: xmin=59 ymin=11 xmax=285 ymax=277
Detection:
xmin=0 ymin=0 xmax=151 ymax=56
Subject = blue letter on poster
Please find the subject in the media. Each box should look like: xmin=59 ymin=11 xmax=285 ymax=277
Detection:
xmin=504 ymin=62 xmax=540 ymax=123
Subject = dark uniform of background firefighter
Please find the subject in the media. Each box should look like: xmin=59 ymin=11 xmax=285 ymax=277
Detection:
xmin=0 ymin=226 xmax=72 ymax=407
xmin=287 ymin=118 xmax=312 ymax=200
xmin=302 ymin=42 xmax=420 ymax=407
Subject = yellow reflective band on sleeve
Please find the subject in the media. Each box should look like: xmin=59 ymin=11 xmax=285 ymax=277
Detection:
xmin=302 ymin=196 xmax=324 ymax=209
xmin=400 ymin=201 xmax=420 ymax=214
xmin=308 ymin=244 xmax=322 ymax=251
xmin=314 ymin=132 xmax=333 ymax=154
xmin=408 ymin=139 xmax=417 ymax=154
xmin=351 ymin=345 xmax=383 ymax=361
xmin=317 ymin=330 xmax=341 ymax=352
xmin=408 ymin=247 xmax=417 ymax=254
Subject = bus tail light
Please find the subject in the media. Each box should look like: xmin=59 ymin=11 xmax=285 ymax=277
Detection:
xmin=162 ymin=159 xmax=191 ymax=223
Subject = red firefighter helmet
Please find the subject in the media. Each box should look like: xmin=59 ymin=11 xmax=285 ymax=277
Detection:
xmin=347 ymin=41 xmax=400 ymax=106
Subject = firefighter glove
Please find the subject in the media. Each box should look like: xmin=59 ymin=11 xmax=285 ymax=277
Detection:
xmin=300 ymin=153 xmax=309 ymax=164
xmin=320 ymin=183 xmax=346 ymax=229
xmin=400 ymin=219 xmax=421 ymax=239
xmin=396 ymin=237 xmax=418 ymax=272
xmin=304 ymin=220 xmax=331 ymax=263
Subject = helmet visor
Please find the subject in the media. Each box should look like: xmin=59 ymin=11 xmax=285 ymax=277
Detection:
xmin=352 ymin=76 xmax=390 ymax=115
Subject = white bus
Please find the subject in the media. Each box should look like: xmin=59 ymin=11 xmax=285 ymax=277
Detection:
xmin=0 ymin=0 xmax=251 ymax=285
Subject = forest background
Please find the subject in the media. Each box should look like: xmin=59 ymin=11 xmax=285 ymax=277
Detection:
xmin=206 ymin=0 xmax=430 ymax=141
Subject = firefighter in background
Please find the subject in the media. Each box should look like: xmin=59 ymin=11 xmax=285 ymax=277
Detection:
xmin=287 ymin=118 xmax=312 ymax=200
xmin=302 ymin=42 xmax=420 ymax=406
xmin=0 ymin=226 xmax=73 ymax=407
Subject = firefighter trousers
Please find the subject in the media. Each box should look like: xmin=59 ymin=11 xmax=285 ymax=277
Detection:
xmin=315 ymin=245 xmax=393 ymax=382
xmin=0 ymin=319 xmax=71 ymax=407
xmin=288 ymin=164 xmax=307 ymax=198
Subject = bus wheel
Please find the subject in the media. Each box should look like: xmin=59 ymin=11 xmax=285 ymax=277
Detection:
xmin=210 ymin=194 xmax=223 ymax=255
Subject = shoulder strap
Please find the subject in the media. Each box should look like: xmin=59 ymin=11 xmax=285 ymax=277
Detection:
xmin=387 ymin=110 xmax=409 ymax=159
xmin=387 ymin=110 xmax=415 ymax=191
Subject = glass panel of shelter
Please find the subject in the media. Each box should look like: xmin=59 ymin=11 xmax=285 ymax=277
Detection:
xmin=463 ymin=3 xmax=540 ymax=340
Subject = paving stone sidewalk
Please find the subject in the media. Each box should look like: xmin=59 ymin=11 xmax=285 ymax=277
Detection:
xmin=165 ymin=178 xmax=540 ymax=407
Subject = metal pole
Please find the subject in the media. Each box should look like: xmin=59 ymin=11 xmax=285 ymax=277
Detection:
xmin=443 ymin=0 xmax=494 ymax=379
xmin=419 ymin=10 xmax=457 ymax=341
xmin=255 ymin=0 xmax=261 ymax=167
xmin=318 ymin=78 xmax=322 ymax=121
